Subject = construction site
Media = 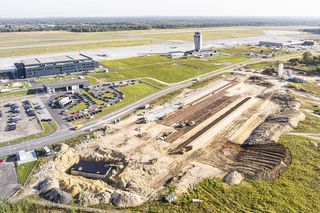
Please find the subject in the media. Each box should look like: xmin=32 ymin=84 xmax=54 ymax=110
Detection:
xmin=21 ymin=73 xmax=305 ymax=207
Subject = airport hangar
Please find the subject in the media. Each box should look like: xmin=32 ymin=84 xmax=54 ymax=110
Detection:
xmin=43 ymin=79 xmax=89 ymax=93
xmin=0 ymin=54 xmax=98 ymax=79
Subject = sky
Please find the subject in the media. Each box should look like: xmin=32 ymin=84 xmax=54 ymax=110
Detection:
xmin=0 ymin=0 xmax=320 ymax=18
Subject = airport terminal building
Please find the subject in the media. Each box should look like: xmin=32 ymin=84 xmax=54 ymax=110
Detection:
xmin=14 ymin=54 xmax=98 ymax=79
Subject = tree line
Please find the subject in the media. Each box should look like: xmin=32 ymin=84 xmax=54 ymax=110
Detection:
xmin=288 ymin=51 xmax=320 ymax=66
xmin=0 ymin=17 xmax=319 ymax=33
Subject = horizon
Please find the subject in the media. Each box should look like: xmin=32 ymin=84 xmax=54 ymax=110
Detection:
xmin=1 ymin=0 xmax=320 ymax=18
xmin=1 ymin=16 xmax=320 ymax=19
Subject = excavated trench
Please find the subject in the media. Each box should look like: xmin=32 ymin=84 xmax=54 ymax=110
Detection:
xmin=231 ymin=93 xmax=303 ymax=181
xmin=233 ymin=143 xmax=291 ymax=180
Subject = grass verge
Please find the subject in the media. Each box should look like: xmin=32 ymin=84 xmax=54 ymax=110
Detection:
xmin=0 ymin=89 xmax=32 ymax=98
xmin=293 ymin=113 xmax=320 ymax=134
xmin=16 ymin=161 xmax=37 ymax=185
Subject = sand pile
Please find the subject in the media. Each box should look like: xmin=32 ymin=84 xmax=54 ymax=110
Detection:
xmin=224 ymin=171 xmax=243 ymax=185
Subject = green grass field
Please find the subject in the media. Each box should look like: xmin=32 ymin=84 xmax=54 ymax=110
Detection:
xmin=295 ymin=83 xmax=320 ymax=95
xmin=218 ymin=45 xmax=285 ymax=57
xmin=245 ymin=61 xmax=279 ymax=70
xmin=35 ymin=75 xmax=98 ymax=86
xmin=293 ymin=113 xmax=320 ymax=134
xmin=35 ymin=76 xmax=78 ymax=83
xmin=92 ymin=55 xmax=247 ymax=83
xmin=68 ymin=101 xmax=88 ymax=114
xmin=16 ymin=161 xmax=37 ymax=185
xmin=98 ymin=83 xmax=158 ymax=118
xmin=140 ymin=78 xmax=168 ymax=89
xmin=80 ymin=89 xmax=104 ymax=105
xmin=0 ymin=89 xmax=30 ymax=98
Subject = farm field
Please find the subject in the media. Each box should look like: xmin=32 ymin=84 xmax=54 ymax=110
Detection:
xmin=93 ymin=55 xmax=247 ymax=83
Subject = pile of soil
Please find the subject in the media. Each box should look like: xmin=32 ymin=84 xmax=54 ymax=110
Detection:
xmin=40 ymin=188 xmax=73 ymax=204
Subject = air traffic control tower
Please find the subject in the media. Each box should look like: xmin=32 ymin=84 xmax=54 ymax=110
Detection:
xmin=194 ymin=32 xmax=203 ymax=52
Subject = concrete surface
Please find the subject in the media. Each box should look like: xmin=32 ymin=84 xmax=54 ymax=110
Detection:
xmin=0 ymin=162 xmax=20 ymax=199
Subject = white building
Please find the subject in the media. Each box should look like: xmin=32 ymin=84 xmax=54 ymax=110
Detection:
xmin=17 ymin=150 xmax=37 ymax=165
xmin=278 ymin=63 xmax=284 ymax=78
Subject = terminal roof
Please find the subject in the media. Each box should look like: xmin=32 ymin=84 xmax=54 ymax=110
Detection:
xmin=21 ymin=54 xmax=91 ymax=66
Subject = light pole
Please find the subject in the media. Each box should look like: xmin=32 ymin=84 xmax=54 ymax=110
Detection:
xmin=9 ymin=142 xmax=12 ymax=156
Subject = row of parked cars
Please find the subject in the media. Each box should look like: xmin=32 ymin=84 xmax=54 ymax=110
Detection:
xmin=23 ymin=100 xmax=36 ymax=117
xmin=63 ymin=92 xmax=103 ymax=122
xmin=4 ymin=103 xmax=21 ymax=131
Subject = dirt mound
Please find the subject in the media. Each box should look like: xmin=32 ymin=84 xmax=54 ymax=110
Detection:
xmin=233 ymin=143 xmax=291 ymax=180
xmin=111 ymin=190 xmax=143 ymax=207
xmin=245 ymin=93 xmax=304 ymax=146
xmin=82 ymin=147 xmax=127 ymax=166
xmin=232 ymin=92 xmax=302 ymax=181
xmin=59 ymin=177 xmax=108 ymax=196
xmin=77 ymin=191 xmax=112 ymax=207
xmin=224 ymin=171 xmax=243 ymax=185
xmin=37 ymin=178 xmax=59 ymax=193
xmin=40 ymin=188 xmax=73 ymax=204
xmin=53 ymin=144 xmax=80 ymax=173
xmin=246 ymin=76 xmax=274 ymax=88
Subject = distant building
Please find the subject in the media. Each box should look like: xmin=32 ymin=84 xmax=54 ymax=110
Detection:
xmin=278 ymin=63 xmax=284 ymax=78
xmin=194 ymin=32 xmax=203 ymax=52
xmin=168 ymin=51 xmax=186 ymax=59
xmin=259 ymin=40 xmax=306 ymax=48
xmin=259 ymin=41 xmax=285 ymax=48
xmin=71 ymin=160 xmax=112 ymax=179
xmin=302 ymin=40 xmax=316 ymax=46
xmin=14 ymin=54 xmax=98 ymax=79
xmin=43 ymin=79 xmax=89 ymax=93
xmin=0 ymin=64 xmax=17 ymax=78
xmin=17 ymin=150 xmax=37 ymax=166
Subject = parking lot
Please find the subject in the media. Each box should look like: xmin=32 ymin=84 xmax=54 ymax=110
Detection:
xmin=0 ymin=162 xmax=20 ymax=199
xmin=0 ymin=97 xmax=43 ymax=143
xmin=46 ymin=79 xmax=139 ymax=123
